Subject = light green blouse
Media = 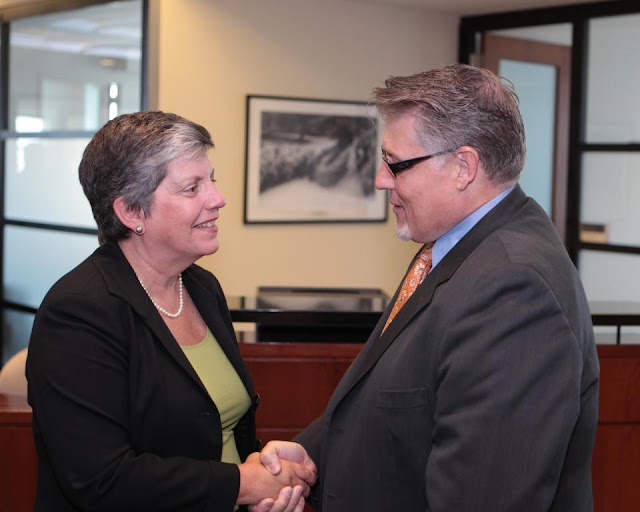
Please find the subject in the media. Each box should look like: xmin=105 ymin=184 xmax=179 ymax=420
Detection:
xmin=181 ymin=328 xmax=251 ymax=464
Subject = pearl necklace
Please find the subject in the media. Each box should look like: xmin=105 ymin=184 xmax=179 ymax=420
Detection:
xmin=138 ymin=274 xmax=184 ymax=319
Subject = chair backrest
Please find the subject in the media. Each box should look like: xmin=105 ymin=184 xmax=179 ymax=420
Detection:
xmin=0 ymin=348 xmax=28 ymax=396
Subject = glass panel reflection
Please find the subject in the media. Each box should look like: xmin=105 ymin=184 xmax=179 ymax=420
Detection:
xmin=499 ymin=59 xmax=555 ymax=215
xmin=3 ymin=226 xmax=98 ymax=309
xmin=593 ymin=327 xmax=640 ymax=346
xmin=2 ymin=310 xmax=34 ymax=365
xmin=579 ymin=250 xmax=640 ymax=302
xmin=593 ymin=326 xmax=617 ymax=345
xmin=5 ymin=138 xmax=95 ymax=227
xmin=9 ymin=0 xmax=142 ymax=132
xmin=620 ymin=327 xmax=640 ymax=345
xmin=580 ymin=153 xmax=640 ymax=246
xmin=586 ymin=13 xmax=640 ymax=143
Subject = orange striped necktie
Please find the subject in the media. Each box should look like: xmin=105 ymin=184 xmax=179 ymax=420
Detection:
xmin=381 ymin=243 xmax=434 ymax=335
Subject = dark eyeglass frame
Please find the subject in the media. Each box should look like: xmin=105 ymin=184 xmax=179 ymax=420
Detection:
xmin=381 ymin=147 xmax=458 ymax=176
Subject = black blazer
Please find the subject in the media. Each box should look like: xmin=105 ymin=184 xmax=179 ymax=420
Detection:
xmin=297 ymin=186 xmax=599 ymax=511
xmin=26 ymin=243 xmax=257 ymax=511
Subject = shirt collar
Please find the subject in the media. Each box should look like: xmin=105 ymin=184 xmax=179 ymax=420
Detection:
xmin=431 ymin=185 xmax=515 ymax=271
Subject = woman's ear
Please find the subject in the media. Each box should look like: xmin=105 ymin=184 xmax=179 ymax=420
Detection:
xmin=113 ymin=196 xmax=144 ymax=233
xmin=453 ymin=146 xmax=480 ymax=191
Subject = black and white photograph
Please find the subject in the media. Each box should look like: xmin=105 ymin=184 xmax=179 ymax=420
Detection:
xmin=244 ymin=96 xmax=387 ymax=223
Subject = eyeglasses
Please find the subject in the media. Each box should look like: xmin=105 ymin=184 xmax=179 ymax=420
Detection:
xmin=381 ymin=147 xmax=458 ymax=176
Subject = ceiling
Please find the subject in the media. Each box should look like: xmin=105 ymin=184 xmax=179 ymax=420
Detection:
xmin=0 ymin=0 xmax=617 ymax=19
xmin=9 ymin=1 xmax=141 ymax=59
xmin=349 ymin=0 xmax=611 ymax=16
xmin=5 ymin=0 xmax=616 ymax=59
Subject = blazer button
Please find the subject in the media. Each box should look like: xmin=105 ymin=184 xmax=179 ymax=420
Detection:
xmin=200 ymin=410 xmax=212 ymax=417
xmin=254 ymin=393 xmax=261 ymax=410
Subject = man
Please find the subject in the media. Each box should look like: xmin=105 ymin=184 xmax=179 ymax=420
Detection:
xmin=254 ymin=64 xmax=599 ymax=512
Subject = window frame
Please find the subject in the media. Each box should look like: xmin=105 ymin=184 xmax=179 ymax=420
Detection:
xmin=459 ymin=0 xmax=640 ymax=264
xmin=0 ymin=0 xmax=148 ymax=361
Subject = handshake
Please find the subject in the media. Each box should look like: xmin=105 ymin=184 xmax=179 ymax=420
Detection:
xmin=238 ymin=441 xmax=317 ymax=512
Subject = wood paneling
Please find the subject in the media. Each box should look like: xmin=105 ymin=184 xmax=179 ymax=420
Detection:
xmin=592 ymin=424 xmax=640 ymax=511
xmin=0 ymin=393 xmax=36 ymax=512
xmin=1 ymin=344 xmax=639 ymax=511
xmin=597 ymin=345 xmax=640 ymax=422
xmin=593 ymin=345 xmax=640 ymax=511
xmin=240 ymin=342 xmax=361 ymax=437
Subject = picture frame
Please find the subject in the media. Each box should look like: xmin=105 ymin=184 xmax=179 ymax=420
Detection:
xmin=244 ymin=95 xmax=387 ymax=224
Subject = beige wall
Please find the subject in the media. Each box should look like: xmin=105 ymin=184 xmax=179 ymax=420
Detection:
xmin=151 ymin=0 xmax=458 ymax=297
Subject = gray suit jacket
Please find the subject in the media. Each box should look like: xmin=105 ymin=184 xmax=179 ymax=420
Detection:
xmin=297 ymin=186 xmax=599 ymax=511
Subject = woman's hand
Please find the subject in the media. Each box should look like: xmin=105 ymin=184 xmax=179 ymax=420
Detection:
xmin=249 ymin=485 xmax=306 ymax=512
xmin=236 ymin=452 xmax=315 ymax=505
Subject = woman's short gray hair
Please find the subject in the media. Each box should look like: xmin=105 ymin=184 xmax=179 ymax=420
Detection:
xmin=79 ymin=111 xmax=214 ymax=245
xmin=372 ymin=64 xmax=526 ymax=183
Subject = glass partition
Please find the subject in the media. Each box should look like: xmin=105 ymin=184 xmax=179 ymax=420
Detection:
xmin=586 ymin=13 xmax=640 ymax=144
xmin=1 ymin=0 xmax=144 ymax=363
xmin=579 ymin=250 xmax=640 ymax=302
xmin=3 ymin=226 xmax=98 ymax=309
xmin=580 ymin=152 xmax=640 ymax=247
xmin=498 ymin=59 xmax=556 ymax=215
xmin=5 ymin=138 xmax=95 ymax=227
xmin=8 ymin=1 xmax=142 ymax=132
xmin=2 ymin=310 xmax=35 ymax=364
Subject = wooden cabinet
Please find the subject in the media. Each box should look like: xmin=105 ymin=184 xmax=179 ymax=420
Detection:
xmin=592 ymin=345 xmax=640 ymax=511
xmin=0 ymin=394 xmax=36 ymax=512
xmin=2 ymin=344 xmax=639 ymax=511
xmin=239 ymin=342 xmax=362 ymax=443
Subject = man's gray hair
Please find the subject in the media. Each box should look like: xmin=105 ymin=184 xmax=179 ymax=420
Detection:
xmin=372 ymin=64 xmax=526 ymax=183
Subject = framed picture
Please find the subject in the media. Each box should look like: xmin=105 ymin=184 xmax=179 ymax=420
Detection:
xmin=244 ymin=95 xmax=387 ymax=224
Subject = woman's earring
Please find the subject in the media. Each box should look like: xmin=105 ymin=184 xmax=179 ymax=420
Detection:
xmin=135 ymin=226 xmax=144 ymax=235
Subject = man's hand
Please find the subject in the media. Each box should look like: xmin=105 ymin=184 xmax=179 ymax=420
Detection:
xmin=247 ymin=441 xmax=317 ymax=512
xmin=259 ymin=441 xmax=317 ymax=483
xmin=244 ymin=441 xmax=317 ymax=511
xmin=237 ymin=452 xmax=313 ymax=505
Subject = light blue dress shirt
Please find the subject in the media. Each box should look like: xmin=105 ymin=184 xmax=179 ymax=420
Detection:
xmin=430 ymin=186 xmax=515 ymax=272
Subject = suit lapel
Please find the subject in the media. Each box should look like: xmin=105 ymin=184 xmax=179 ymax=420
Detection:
xmin=92 ymin=245 xmax=216 ymax=396
xmin=330 ymin=186 xmax=530 ymax=407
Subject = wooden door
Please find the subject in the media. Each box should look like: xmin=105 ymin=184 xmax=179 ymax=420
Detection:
xmin=484 ymin=34 xmax=571 ymax=242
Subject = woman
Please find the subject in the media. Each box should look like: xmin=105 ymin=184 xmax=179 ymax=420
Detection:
xmin=26 ymin=111 xmax=313 ymax=511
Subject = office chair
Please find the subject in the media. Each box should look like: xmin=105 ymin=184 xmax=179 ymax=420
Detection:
xmin=0 ymin=348 xmax=28 ymax=396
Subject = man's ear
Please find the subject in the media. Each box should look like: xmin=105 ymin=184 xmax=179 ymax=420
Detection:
xmin=453 ymin=146 xmax=480 ymax=191
xmin=113 ymin=196 xmax=144 ymax=233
